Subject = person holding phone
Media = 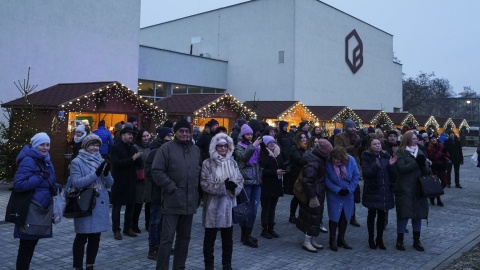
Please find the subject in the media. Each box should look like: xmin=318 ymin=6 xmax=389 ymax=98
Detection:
xmin=259 ymin=135 xmax=286 ymax=239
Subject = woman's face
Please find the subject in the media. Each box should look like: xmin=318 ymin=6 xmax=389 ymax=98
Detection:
xmin=75 ymin=131 xmax=84 ymax=138
xmin=300 ymin=134 xmax=307 ymax=144
xmin=36 ymin=143 xmax=50 ymax=156
xmin=370 ymin=139 xmax=382 ymax=153
xmin=430 ymin=137 xmax=438 ymax=145
xmin=267 ymin=141 xmax=276 ymax=151
xmin=243 ymin=133 xmax=253 ymax=142
xmin=142 ymin=131 xmax=151 ymax=143
xmin=86 ymin=142 xmax=100 ymax=154
xmin=333 ymin=159 xmax=343 ymax=166
xmin=313 ymin=138 xmax=320 ymax=148
xmin=216 ymin=143 xmax=228 ymax=157
xmin=315 ymin=127 xmax=321 ymax=134
xmin=410 ymin=135 xmax=419 ymax=146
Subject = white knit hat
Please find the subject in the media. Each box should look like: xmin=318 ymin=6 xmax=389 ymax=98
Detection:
xmin=31 ymin=132 xmax=50 ymax=148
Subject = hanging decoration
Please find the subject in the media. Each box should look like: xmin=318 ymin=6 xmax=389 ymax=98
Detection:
xmin=370 ymin=111 xmax=395 ymax=131
xmin=458 ymin=119 xmax=470 ymax=132
xmin=401 ymin=114 xmax=419 ymax=129
xmin=443 ymin=118 xmax=456 ymax=131
xmin=193 ymin=94 xmax=256 ymax=125
xmin=50 ymin=116 xmax=61 ymax=133
xmin=331 ymin=107 xmax=363 ymax=129
xmin=424 ymin=116 xmax=440 ymax=131
xmin=278 ymin=102 xmax=316 ymax=124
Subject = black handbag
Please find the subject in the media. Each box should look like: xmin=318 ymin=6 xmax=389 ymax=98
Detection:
xmin=5 ymin=189 xmax=35 ymax=226
xmin=63 ymin=187 xmax=97 ymax=219
xmin=417 ymin=174 xmax=444 ymax=198
xmin=353 ymin=185 xmax=361 ymax=203
xmin=232 ymin=188 xmax=251 ymax=224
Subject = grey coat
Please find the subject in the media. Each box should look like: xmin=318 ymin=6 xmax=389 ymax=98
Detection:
xmin=70 ymin=151 xmax=114 ymax=234
xmin=395 ymin=149 xmax=430 ymax=220
xmin=234 ymin=143 xmax=262 ymax=185
xmin=151 ymin=138 xmax=201 ymax=215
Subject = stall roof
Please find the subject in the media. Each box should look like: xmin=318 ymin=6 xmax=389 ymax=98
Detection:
xmin=243 ymin=101 xmax=298 ymax=119
xmin=305 ymin=106 xmax=347 ymax=121
xmin=2 ymin=81 xmax=116 ymax=108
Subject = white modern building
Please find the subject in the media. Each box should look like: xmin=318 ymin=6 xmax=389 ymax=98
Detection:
xmin=0 ymin=0 xmax=141 ymax=121
xmin=139 ymin=0 xmax=402 ymax=111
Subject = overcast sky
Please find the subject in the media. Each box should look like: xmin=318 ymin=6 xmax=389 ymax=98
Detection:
xmin=140 ymin=0 xmax=480 ymax=95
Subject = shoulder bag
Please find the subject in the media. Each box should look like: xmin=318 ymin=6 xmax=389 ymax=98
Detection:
xmin=19 ymin=199 xmax=53 ymax=236
xmin=5 ymin=189 xmax=35 ymax=226
xmin=232 ymin=188 xmax=251 ymax=224
xmin=293 ymin=173 xmax=308 ymax=205
xmin=64 ymin=186 xmax=98 ymax=219
xmin=417 ymin=174 xmax=444 ymax=198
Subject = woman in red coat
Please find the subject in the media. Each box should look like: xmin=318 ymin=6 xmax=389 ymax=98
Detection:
xmin=426 ymin=135 xmax=450 ymax=206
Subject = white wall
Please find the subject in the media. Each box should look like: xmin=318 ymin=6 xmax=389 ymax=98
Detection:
xmin=139 ymin=0 xmax=402 ymax=110
xmin=0 ymin=0 xmax=140 ymax=119
xmin=139 ymin=46 xmax=228 ymax=89
xmin=293 ymin=0 xmax=402 ymax=111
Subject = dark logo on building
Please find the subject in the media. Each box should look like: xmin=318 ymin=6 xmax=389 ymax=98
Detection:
xmin=345 ymin=29 xmax=363 ymax=74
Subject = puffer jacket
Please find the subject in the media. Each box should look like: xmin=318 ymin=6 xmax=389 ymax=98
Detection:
xmin=260 ymin=144 xmax=284 ymax=199
xmin=234 ymin=142 xmax=262 ymax=185
xmin=151 ymin=138 xmax=201 ymax=215
xmin=395 ymin=149 xmax=430 ymax=220
xmin=13 ymin=145 xmax=57 ymax=240
xmin=300 ymin=148 xmax=327 ymax=202
xmin=361 ymin=151 xmax=396 ymax=211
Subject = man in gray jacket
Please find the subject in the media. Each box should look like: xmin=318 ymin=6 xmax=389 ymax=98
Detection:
xmin=152 ymin=119 xmax=201 ymax=270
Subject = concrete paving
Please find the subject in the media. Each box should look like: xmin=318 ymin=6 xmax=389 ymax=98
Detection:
xmin=0 ymin=147 xmax=479 ymax=270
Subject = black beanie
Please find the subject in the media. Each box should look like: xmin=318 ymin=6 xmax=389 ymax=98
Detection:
xmin=209 ymin=119 xmax=219 ymax=127
xmin=163 ymin=120 xmax=174 ymax=128
xmin=367 ymin=127 xmax=375 ymax=133
xmin=128 ymin=116 xmax=138 ymax=123
xmin=174 ymin=120 xmax=191 ymax=133
xmin=387 ymin=130 xmax=397 ymax=137
xmin=248 ymin=119 xmax=263 ymax=134
xmin=156 ymin=127 xmax=173 ymax=139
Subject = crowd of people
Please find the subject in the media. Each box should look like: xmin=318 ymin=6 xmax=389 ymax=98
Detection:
xmin=11 ymin=116 xmax=466 ymax=269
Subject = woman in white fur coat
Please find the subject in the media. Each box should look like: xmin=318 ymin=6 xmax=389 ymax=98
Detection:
xmin=200 ymin=133 xmax=244 ymax=270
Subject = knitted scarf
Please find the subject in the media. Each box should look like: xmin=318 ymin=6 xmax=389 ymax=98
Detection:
xmin=333 ymin=161 xmax=348 ymax=179
xmin=76 ymin=149 xmax=105 ymax=190
xmin=74 ymin=132 xmax=87 ymax=143
xmin=406 ymin=145 xmax=418 ymax=157
xmin=211 ymin=154 xmax=236 ymax=183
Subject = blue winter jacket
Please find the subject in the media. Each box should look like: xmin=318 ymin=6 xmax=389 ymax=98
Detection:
xmin=93 ymin=126 xmax=114 ymax=155
xmin=13 ymin=145 xmax=57 ymax=240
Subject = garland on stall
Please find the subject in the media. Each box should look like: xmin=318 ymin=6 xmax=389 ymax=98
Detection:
xmin=193 ymin=94 xmax=256 ymax=125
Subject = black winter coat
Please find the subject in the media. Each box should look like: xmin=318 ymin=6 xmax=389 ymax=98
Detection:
xmin=260 ymin=145 xmax=284 ymax=199
xmin=144 ymin=138 xmax=168 ymax=204
xmin=283 ymin=144 xmax=305 ymax=194
xmin=361 ymin=151 xmax=396 ymax=210
xmin=444 ymin=137 xmax=463 ymax=164
xmin=110 ymin=140 xmax=142 ymax=205
xmin=196 ymin=131 xmax=216 ymax=161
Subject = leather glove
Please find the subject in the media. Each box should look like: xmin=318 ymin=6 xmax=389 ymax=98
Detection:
xmin=103 ymin=162 xmax=111 ymax=176
xmin=95 ymin=161 xmax=107 ymax=176
xmin=225 ymin=179 xmax=238 ymax=193
xmin=338 ymin=188 xmax=350 ymax=196
xmin=309 ymin=197 xmax=320 ymax=208
xmin=415 ymin=155 xmax=426 ymax=166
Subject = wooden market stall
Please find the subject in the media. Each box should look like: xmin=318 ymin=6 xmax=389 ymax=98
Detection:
xmin=386 ymin=113 xmax=419 ymax=132
xmin=435 ymin=117 xmax=456 ymax=135
xmin=306 ymin=106 xmax=362 ymax=134
xmin=154 ymin=93 xmax=256 ymax=132
xmin=353 ymin=110 xmax=395 ymax=130
xmin=242 ymin=101 xmax=316 ymax=127
xmin=413 ymin=114 xmax=440 ymax=134
xmin=2 ymin=81 xmax=164 ymax=184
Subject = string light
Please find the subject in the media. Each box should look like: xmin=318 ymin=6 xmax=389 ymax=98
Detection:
xmin=189 ymin=94 xmax=256 ymax=125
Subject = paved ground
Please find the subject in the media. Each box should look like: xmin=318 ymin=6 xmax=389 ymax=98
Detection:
xmin=0 ymin=147 xmax=479 ymax=270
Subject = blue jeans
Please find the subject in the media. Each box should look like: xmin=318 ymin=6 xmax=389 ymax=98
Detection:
xmin=148 ymin=203 xmax=162 ymax=252
xmin=397 ymin=218 xmax=421 ymax=233
xmin=241 ymin=184 xmax=261 ymax=228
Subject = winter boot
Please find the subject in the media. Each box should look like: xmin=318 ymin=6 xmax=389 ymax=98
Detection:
xmin=240 ymin=226 xmax=246 ymax=243
xmin=367 ymin=212 xmax=376 ymax=249
xmin=436 ymin=196 xmax=444 ymax=206
xmin=302 ymin=235 xmax=317 ymax=253
xmin=268 ymin=223 xmax=279 ymax=238
xmin=261 ymin=226 xmax=272 ymax=239
xmin=337 ymin=215 xmax=352 ymax=249
xmin=413 ymin=231 xmax=425 ymax=251
xmin=396 ymin=233 xmax=405 ymax=251
xmin=328 ymin=220 xmax=338 ymax=251
xmin=310 ymin=236 xmax=324 ymax=250
xmin=243 ymin=227 xmax=258 ymax=248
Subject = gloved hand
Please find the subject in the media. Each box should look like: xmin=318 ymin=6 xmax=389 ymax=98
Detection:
xmin=225 ymin=179 xmax=238 ymax=193
xmin=338 ymin=188 xmax=350 ymax=196
xmin=95 ymin=161 xmax=107 ymax=176
xmin=103 ymin=162 xmax=111 ymax=176
xmin=309 ymin=197 xmax=320 ymax=208
xmin=415 ymin=155 xmax=426 ymax=166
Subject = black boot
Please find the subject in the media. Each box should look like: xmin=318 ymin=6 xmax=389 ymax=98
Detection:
xmin=337 ymin=214 xmax=352 ymax=249
xmin=376 ymin=211 xmax=386 ymax=250
xmin=329 ymin=220 xmax=338 ymax=251
xmin=243 ymin=227 xmax=258 ymax=248
xmin=349 ymin=206 xmax=360 ymax=227
xmin=436 ymin=196 xmax=444 ymax=207
xmin=429 ymin=197 xmax=435 ymax=205
xmin=240 ymin=226 xmax=246 ymax=243
xmin=413 ymin=231 xmax=425 ymax=251
xmin=261 ymin=225 xmax=272 ymax=239
xmin=222 ymin=228 xmax=233 ymax=270
xmin=367 ymin=210 xmax=376 ymax=249
xmin=268 ymin=223 xmax=279 ymax=238
xmin=396 ymin=233 xmax=405 ymax=251
xmin=132 ymin=203 xmax=143 ymax=233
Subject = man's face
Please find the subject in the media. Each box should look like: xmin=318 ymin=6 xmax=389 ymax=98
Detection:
xmin=132 ymin=121 xmax=138 ymax=127
xmin=302 ymin=124 xmax=309 ymax=131
xmin=283 ymin=125 xmax=288 ymax=132
xmin=121 ymin=132 xmax=134 ymax=143
xmin=176 ymin=128 xmax=191 ymax=142
xmin=346 ymin=125 xmax=356 ymax=134
xmin=291 ymin=127 xmax=297 ymax=132
xmin=388 ymin=134 xmax=397 ymax=144
xmin=211 ymin=124 xmax=218 ymax=132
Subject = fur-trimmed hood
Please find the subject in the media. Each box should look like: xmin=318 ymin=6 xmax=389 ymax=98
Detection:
xmin=209 ymin=133 xmax=234 ymax=160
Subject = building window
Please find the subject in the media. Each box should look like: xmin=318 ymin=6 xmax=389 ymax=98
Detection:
xmin=138 ymin=80 xmax=154 ymax=97
xmin=278 ymin=51 xmax=284 ymax=64
xmin=173 ymin=84 xmax=187 ymax=94
xmin=203 ymin=87 xmax=216 ymax=93
xmin=188 ymin=86 xmax=201 ymax=94
xmin=216 ymin=89 xmax=225 ymax=94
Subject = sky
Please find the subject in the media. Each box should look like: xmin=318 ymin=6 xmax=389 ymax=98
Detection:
xmin=140 ymin=0 xmax=480 ymax=95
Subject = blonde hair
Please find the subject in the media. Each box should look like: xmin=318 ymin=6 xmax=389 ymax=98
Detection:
xmin=398 ymin=131 xmax=415 ymax=153
xmin=329 ymin=146 xmax=349 ymax=164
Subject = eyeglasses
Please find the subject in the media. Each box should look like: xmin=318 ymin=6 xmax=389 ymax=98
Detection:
xmin=216 ymin=144 xmax=228 ymax=149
